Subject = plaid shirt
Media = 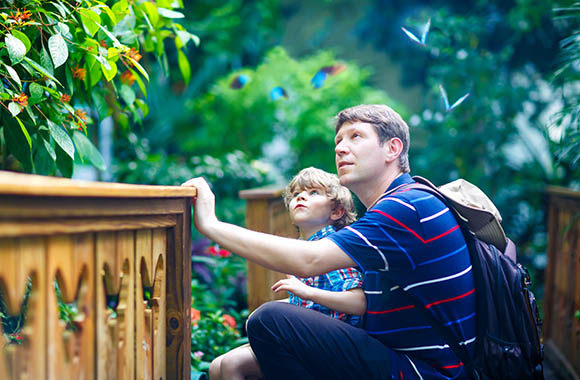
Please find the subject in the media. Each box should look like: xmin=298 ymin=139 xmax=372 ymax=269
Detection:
xmin=288 ymin=225 xmax=363 ymax=326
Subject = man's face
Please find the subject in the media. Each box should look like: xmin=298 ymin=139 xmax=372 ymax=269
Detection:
xmin=334 ymin=121 xmax=389 ymax=189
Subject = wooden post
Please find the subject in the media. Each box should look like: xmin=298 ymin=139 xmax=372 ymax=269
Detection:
xmin=545 ymin=186 xmax=580 ymax=379
xmin=0 ymin=171 xmax=195 ymax=380
xmin=239 ymin=187 xmax=299 ymax=312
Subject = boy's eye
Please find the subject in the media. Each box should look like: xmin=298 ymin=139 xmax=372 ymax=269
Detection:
xmin=292 ymin=191 xmax=300 ymax=198
xmin=309 ymin=189 xmax=319 ymax=196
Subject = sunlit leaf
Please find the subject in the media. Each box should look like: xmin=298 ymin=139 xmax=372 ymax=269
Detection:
xmin=157 ymin=8 xmax=184 ymax=19
xmin=5 ymin=34 xmax=27 ymax=64
xmin=48 ymin=33 xmax=68 ymax=68
xmin=72 ymin=131 xmax=106 ymax=171
xmin=120 ymin=84 xmax=135 ymax=105
xmin=101 ymin=60 xmax=117 ymax=81
xmin=127 ymin=56 xmax=149 ymax=81
xmin=4 ymin=64 xmax=21 ymax=89
xmin=8 ymin=102 xmax=22 ymax=117
xmin=79 ymin=8 xmax=101 ymax=37
xmin=47 ymin=120 xmax=75 ymax=159
xmin=40 ymin=47 xmax=54 ymax=76
xmin=177 ymin=49 xmax=190 ymax=85
xmin=11 ymin=30 xmax=31 ymax=53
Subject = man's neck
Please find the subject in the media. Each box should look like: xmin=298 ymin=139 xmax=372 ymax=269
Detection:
xmin=356 ymin=170 xmax=404 ymax=208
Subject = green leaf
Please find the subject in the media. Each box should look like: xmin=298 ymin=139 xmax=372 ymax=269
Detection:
xmin=119 ymin=84 xmax=135 ymax=105
xmin=97 ymin=23 xmax=122 ymax=48
xmin=4 ymin=121 xmax=33 ymax=172
xmin=79 ymin=8 xmax=101 ymax=37
xmin=157 ymin=8 xmax=184 ymax=19
xmin=8 ymin=102 xmax=21 ymax=117
xmin=4 ymin=64 xmax=21 ymax=89
xmin=130 ymin=67 xmax=147 ymax=97
xmin=23 ymin=57 xmax=62 ymax=86
xmin=177 ymin=49 xmax=191 ymax=85
xmin=176 ymin=30 xmax=200 ymax=48
xmin=101 ymin=60 xmax=117 ymax=81
xmin=135 ymin=98 xmax=149 ymax=117
xmin=11 ymin=30 xmax=31 ymax=53
xmin=142 ymin=2 xmax=159 ymax=27
xmin=92 ymin=91 xmax=109 ymax=120
xmin=5 ymin=34 xmax=27 ymax=65
xmin=97 ymin=4 xmax=117 ymax=24
xmin=15 ymin=116 xmax=32 ymax=148
xmin=41 ymin=135 xmax=56 ymax=160
xmin=56 ymin=22 xmax=72 ymax=39
xmin=55 ymin=143 xmax=73 ymax=177
xmin=40 ymin=47 xmax=54 ymax=76
xmin=29 ymin=82 xmax=44 ymax=100
xmin=47 ymin=120 xmax=75 ymax=159
xmin=127 ymin=56 xmax=149 ymax=81
xmin=72 ymin=131 xmax=106 ymax=171
xmin=48 ymin=33 xmax=68 ymax=68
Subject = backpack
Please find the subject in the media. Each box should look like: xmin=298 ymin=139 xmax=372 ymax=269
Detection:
xmin=398 ymin=176 xmax=544 ymax=380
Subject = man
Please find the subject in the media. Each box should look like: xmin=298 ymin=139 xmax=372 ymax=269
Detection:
xmin=183 ymin=104 xmax=476 ymax=379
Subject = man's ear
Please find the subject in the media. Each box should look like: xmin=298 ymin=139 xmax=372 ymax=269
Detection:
xmin=385 ymin=137 xmax=403 ymax=164
xmin=330 ymin=205 xmax=345 ymax=221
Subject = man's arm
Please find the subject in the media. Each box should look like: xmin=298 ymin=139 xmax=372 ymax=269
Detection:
xmin=272 ymin=276 xmax=367 ymax=315
xmin=182 ymin=177 xmax=356 ymax=277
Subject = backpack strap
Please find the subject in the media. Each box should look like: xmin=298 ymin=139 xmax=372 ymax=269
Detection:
xmin=389 ymin=181 xmax=482 ymax=379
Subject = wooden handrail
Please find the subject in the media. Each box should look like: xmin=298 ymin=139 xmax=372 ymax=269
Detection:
xmin=0 ymin=171 xmax=193 ymax=380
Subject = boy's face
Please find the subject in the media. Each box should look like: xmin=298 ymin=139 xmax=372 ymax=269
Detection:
xmin=288 ymin=186 xmax=339 ymax=232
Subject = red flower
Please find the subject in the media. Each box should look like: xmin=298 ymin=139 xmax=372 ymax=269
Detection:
xmin=191 ymin=307 xmax=201 ymax=326
xmin=222 ymin=314 xmax=237 ymax=329
xmin=10 ymin=8 xmax=32 ymax=24
xmin=60 ymin=93 xmax=70 ymax=103
xmin=205 ymin=245 xmax=232 ymax=258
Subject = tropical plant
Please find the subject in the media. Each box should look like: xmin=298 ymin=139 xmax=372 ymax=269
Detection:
xmin=182 ymin=46 xmax=401 ymax=178
xmin=0 ymin=0 xmax=197 ymax=176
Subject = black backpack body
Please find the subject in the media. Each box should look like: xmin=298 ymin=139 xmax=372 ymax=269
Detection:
xmin=399 ymin=178 xmax=544 ymax=380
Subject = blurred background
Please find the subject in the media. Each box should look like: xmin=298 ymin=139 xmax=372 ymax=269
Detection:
xmin=2 ymin=0 xmax=580 ymax=375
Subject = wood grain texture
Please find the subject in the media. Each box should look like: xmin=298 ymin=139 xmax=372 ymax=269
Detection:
xmin=0 ymin=171 xmax=196 ymax=198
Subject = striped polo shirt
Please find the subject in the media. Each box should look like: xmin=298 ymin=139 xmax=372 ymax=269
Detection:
xmin=327 ymin=173 xmax=476 ymax=379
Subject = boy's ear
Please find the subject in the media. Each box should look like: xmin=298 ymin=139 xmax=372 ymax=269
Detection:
xmin=330 ymin=205 xmax=345 ymax=221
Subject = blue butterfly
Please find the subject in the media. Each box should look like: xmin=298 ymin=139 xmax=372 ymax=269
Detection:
xmin=311 ymin=64 xmax=346 ymax=88
xmin=270 ymin=86 xmax=287 ymax=100
xmin=401 ymin=18 xmax=431 ymax=47
xmin=230 ymin=74 xmax=249 ymax=89
xmin=439 ymin=84 xmax=470 ymax=112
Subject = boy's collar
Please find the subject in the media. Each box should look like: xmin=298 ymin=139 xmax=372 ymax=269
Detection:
xmin=306 ymin=225 xmax=336 ymax=241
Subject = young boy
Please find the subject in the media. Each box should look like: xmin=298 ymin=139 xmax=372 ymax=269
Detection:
xmin=208 ymin=167 xmax=366 ymax=380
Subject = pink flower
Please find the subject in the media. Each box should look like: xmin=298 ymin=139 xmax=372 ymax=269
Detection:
xmin=193 ymin=351 xmax=204 ymax=359
xmin=205 ymin=245 xmax=232 ymax=258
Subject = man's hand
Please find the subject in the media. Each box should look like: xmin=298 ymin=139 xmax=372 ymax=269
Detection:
xmin=181 ymin=177 xmax=218 ymax=236
xmin=271 ymin=275 xmax=313 ymax=300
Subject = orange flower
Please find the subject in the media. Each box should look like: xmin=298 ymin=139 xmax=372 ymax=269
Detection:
xmin=222 ymin=314 xmax=237 ymax=329
xmin=191 ymin=307 xmax=201 ymax=326
xmin=71 ymin=65 xmax=87 ymax=80
xmin=10 ymin=8 xmax=32 ymax=23
xmin=124 ymin=48 xmax=142 ymax=67
xmin=120 ymin=71 xmax=136 ymax=85
xmin=99 ymin=40 xmax=108 ymax=48
xmin=12 ymin=93 xmax=28 ymax=108
xmin=60 ymin=93 xmax=70 ymax=103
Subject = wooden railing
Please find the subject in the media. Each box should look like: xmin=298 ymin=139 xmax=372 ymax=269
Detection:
xmin=545 ymin=186 xmax=580 ymax=380
xmin=239 ymin=187 xmax=298 ymax=312
xmin=0 ymin=171 xmax=195 ymax=380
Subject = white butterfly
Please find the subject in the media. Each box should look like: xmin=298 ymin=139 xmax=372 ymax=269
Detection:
xmin=401 ymin=18 xmax=431 ymax=47
xmin=439 ymin=84 xmax=470 ymax=112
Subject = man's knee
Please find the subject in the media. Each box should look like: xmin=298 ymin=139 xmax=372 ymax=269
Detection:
xmin=247 ymin=301 xmax=287 ymax=336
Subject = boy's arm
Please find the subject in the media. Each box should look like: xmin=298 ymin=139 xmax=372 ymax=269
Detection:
xmin=182 ymin=177 xmax=356 ymax=277
xmin=271 ymin=276 xmax=367 ymax=316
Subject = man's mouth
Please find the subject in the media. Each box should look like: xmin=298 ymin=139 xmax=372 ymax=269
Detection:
xmin=337 ymin=161 xmax=352 ymax=169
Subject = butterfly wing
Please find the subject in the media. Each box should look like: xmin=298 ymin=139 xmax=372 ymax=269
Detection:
xmin=439 ymin=84 xmax=450 ymax=111
xmin=448 ymin=92 xmax=470 ymax=112
xmin=421 ymin=18 xmax=431 ymax=45
xmin=401 ymin=27 xmax=424 ymax=46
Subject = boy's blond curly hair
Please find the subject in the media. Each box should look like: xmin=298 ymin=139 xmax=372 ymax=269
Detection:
xmin=283 ymin=167 xmax=357 ymax=230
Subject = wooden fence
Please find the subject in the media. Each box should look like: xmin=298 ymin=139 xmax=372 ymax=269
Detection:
xmin=545 ymin=186 xmax=580 ymax=380
xmin=0 ymin=171 xmax=195 ymax=380
xmin=239 ymin=187 xmax=298 ymax=312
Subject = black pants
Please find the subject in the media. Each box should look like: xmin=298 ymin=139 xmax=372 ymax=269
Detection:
xmin=247 ymin=302 xmax=392 ymax=380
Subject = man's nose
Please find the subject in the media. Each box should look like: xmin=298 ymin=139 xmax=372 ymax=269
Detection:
xmin=335 ymin=140 xmax=348 ymax=155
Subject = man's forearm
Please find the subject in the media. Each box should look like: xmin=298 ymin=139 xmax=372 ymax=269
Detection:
xmin=204 ymin=220 xmax=320 ymax=277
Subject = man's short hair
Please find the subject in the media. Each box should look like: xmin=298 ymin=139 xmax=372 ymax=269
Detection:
xmin=335 ymin=104 xmax=411 ymax=173
xmin=283 ymin=167 xmax=357 ymax=230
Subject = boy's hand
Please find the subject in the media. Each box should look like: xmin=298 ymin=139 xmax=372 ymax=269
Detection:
xmin=271 ymin=275 xmax=313 ymax=300
xmin=181 ymin=177 xmax=218 ymax=236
